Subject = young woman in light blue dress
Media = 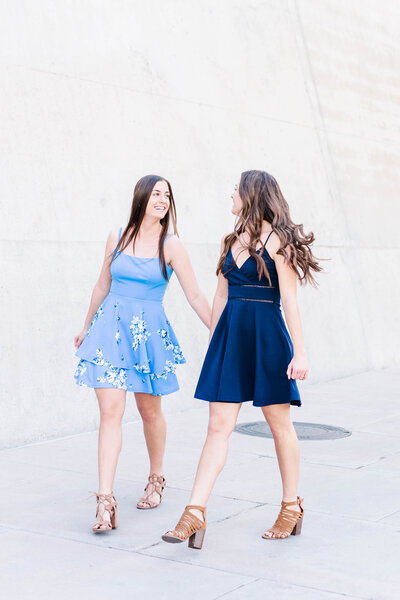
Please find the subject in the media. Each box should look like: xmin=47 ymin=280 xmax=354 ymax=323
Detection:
xmin=74 ymin=174 xmax=211 ymax=532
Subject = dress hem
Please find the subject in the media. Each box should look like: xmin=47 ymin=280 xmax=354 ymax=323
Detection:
xmin=195 ymin=395 xmax=301 ymax=408
xmin=74 ymin=379 xmax=180 ymax=396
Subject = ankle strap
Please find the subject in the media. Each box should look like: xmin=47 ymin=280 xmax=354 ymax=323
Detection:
xmin=88 ymin=491 xmax=116 ymax=502
xmin=186 ymin=504 xmax=206 ymax=515
xmin=148 ymin=473 xmax=165 ymax=484
xmin=281 ymin=496 xmax=303 ymax=508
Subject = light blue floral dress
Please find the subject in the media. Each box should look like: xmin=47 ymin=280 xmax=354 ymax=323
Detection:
xmin=74 ymin=228 xmax=185 ymax=395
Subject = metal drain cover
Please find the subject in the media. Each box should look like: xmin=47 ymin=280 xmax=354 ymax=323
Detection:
xmin=234 ymin=421 xmax=351 ymax=441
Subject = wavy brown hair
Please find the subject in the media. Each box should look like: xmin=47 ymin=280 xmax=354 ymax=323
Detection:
xmin=112 ymin=174 xmax=178 ymax=279
xmin=217 ymin=170 xmax=321 ymax=286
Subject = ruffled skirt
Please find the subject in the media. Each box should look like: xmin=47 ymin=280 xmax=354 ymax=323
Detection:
xmin=74 ymin=292 xmax=185 ymax=395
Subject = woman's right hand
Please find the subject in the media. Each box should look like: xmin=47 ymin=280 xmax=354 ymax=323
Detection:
xmin=74 ymin=329 xmax=88 ymax=349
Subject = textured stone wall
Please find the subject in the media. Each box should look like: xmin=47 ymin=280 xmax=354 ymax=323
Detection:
xmin=1 ymin=0 xmax=399 ymax=447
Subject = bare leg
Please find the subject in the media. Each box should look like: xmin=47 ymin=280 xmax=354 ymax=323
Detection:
xmin=94 ymin=388 xmax=126 ymax=527
xmin=261 ymin=403 xmax=301 ymax=538
xmin=135 ymin=392 xmax=166 ymax=508
xmin=165 ymin=402 xmax=241 ymax=535
xmin=190 ymin=402 xmax=242 ymax=507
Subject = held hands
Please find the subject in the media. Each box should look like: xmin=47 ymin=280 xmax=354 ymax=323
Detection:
xmin=74 ymin=329 xmax=88 ymax=350
xmin=287 ymin=354 xmax=308 ymax=381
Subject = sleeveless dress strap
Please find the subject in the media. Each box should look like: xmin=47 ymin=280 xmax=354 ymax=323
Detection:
xmin=263 ymin=229 xmax=274 ymax=247
xmin=118 ymin=226 xmax=122 ymax=242
xmin=163 ymin=233 xmax=173 ymax=245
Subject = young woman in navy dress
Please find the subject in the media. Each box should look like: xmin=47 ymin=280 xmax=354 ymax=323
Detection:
xmin=163 ymin=169 xmax=321 ymax=548
xmin=74 ymin=175 xmax=211 ymax=532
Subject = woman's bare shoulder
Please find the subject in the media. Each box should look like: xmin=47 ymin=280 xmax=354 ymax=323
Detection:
xmin=264 ymin=230 xmax=280 ymax=254
xmin=164 ymin=233 xmax=185 ymax=251
xmin=105 ymin=227 xmax=121 ymax=250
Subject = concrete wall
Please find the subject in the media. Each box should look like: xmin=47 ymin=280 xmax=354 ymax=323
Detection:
xmin=1 ymin=0 xmax=399 ymax=448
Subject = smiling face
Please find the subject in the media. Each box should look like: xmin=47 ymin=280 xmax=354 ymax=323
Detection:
xmin=231 ymin=179 xmax=243 ymax=216
xmin=146 ymin=179 xmax=171 ymax=219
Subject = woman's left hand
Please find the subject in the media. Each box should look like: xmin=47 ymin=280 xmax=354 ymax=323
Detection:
xmin=287 ymin=355 xmax=308 ymax=380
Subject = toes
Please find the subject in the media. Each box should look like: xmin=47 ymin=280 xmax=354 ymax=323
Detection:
xmin=165 ymin=530 xmax=180 ymax=538
xmin=263 ymin=529 xmax=291 ymax=539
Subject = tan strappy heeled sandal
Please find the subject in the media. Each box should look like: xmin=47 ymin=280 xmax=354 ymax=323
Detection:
xmin=89 ymin=491 xmax=118 ymax=533
xmin=162 ymin=505 xmax=207 ymax=549
xmin=137 ymin=473 xmax=166 ymax=509
xmin=262 ymin=496 xmax=304 ymax=539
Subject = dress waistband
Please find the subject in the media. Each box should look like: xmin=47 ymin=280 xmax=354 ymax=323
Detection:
xmin=109 ymin=291 xmax=163 ymax=303
xmin=228 ymin=284 xmax=280 ymax=303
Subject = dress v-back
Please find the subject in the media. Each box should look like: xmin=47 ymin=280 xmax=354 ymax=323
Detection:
xmin=74 ymin=227 xmax=185 ymax=395
xmin=194 ymin=232 xmax=301 ymax=407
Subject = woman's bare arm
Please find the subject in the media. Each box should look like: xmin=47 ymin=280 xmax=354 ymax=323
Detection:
xmin=166 ymin=236 xmax=211 ymax=329
xmin=269 ymin=233 xmax=308 ymax=380
xmin=74 ymin=229 xmax=118 ymax=349
xmin=208 ymin=272 xmax=228 ymax=343
xmin=206 ymin=236 xmax=229 ymax=343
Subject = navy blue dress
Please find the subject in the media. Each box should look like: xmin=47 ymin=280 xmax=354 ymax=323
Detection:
xmin=194 ymin=235 xmax=301 ymax=407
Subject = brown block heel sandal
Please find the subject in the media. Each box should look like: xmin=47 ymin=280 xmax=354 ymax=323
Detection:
xmin=137 ymin=474 xmax=166 ymax=509
xmin=162 ymin=505 xmax=207 ymax=549
xmin=90 ymin=492 xmax=118 ymax=533
xmin=262 ymin=496 xmax=304 ymax=540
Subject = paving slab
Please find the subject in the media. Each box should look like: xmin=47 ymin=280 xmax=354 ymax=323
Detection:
xmin=0 ymin=529 xmax=253 ymax=600
xmin=361 ymin=451 xmax=400 ymax=474
xmin=356 ymin=415 xmax=400 ymax=437
xmin=213 ymin=578 xmax=364 ymax=600
xmin=145 ymin=507 xmax=399 ymax=599
xmin=1 ymin=368 xmax=399 ymax=599
xmin=1 ymin=467 xmax=255 ymax=552
xmin=230 ymin=427 xmax=400 ymax=470
xmin=1 ymin=407 xmax=254 ymax=486
xmin=378 ymin=509 xmax=400 ymax=528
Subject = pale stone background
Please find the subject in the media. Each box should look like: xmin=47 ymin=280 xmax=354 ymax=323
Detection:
xmin=1 ymin=0 xmax=399 ymax=448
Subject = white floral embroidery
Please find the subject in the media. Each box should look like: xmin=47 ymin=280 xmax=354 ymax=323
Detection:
xmin=151 ymin=360 xmax=178 ymax=380
xmin=86 ymin=306 xmax=104 ymax=336
xmin=93 ymin=348 xmax=110 ymax=366
xmin=75 ymin=310 xmax=185 ymax=389
xmin=134 ymin=362 xmax=151 ymax=374
xmin=157 ymin=328 xmax=174 ymax=350
xmin=97 ymin=367 xmax=128 ymax=389
xmin=130 ymin=313 xmax=151 ymax=350
xmin=172 ymin=346 xmax=185 ymax=363
xmin=157 ymin=329 xmax=184 ymax=362
xmin=74 ymin=360 xmax=87 ymax=377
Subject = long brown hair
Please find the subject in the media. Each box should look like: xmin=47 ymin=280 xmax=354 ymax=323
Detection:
xmin=112 ymin=174 xmax=178 ymax=279
xmin=217 ymin=170 xmax=322 ymax=286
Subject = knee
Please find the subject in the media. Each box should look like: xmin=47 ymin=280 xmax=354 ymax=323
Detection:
xmin=268 ymin=420 xmax=295 ymax=440
xmin=137 ymin=404 xmax=162 ymax=425
xmin=99 ymin=402 xmax=124 ymax=423
xmin=207 ymin=415 xmax=234 ymax=438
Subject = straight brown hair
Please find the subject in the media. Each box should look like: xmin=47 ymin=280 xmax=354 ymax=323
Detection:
xmin=112 ymin=174 xmax=178 ymax=279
